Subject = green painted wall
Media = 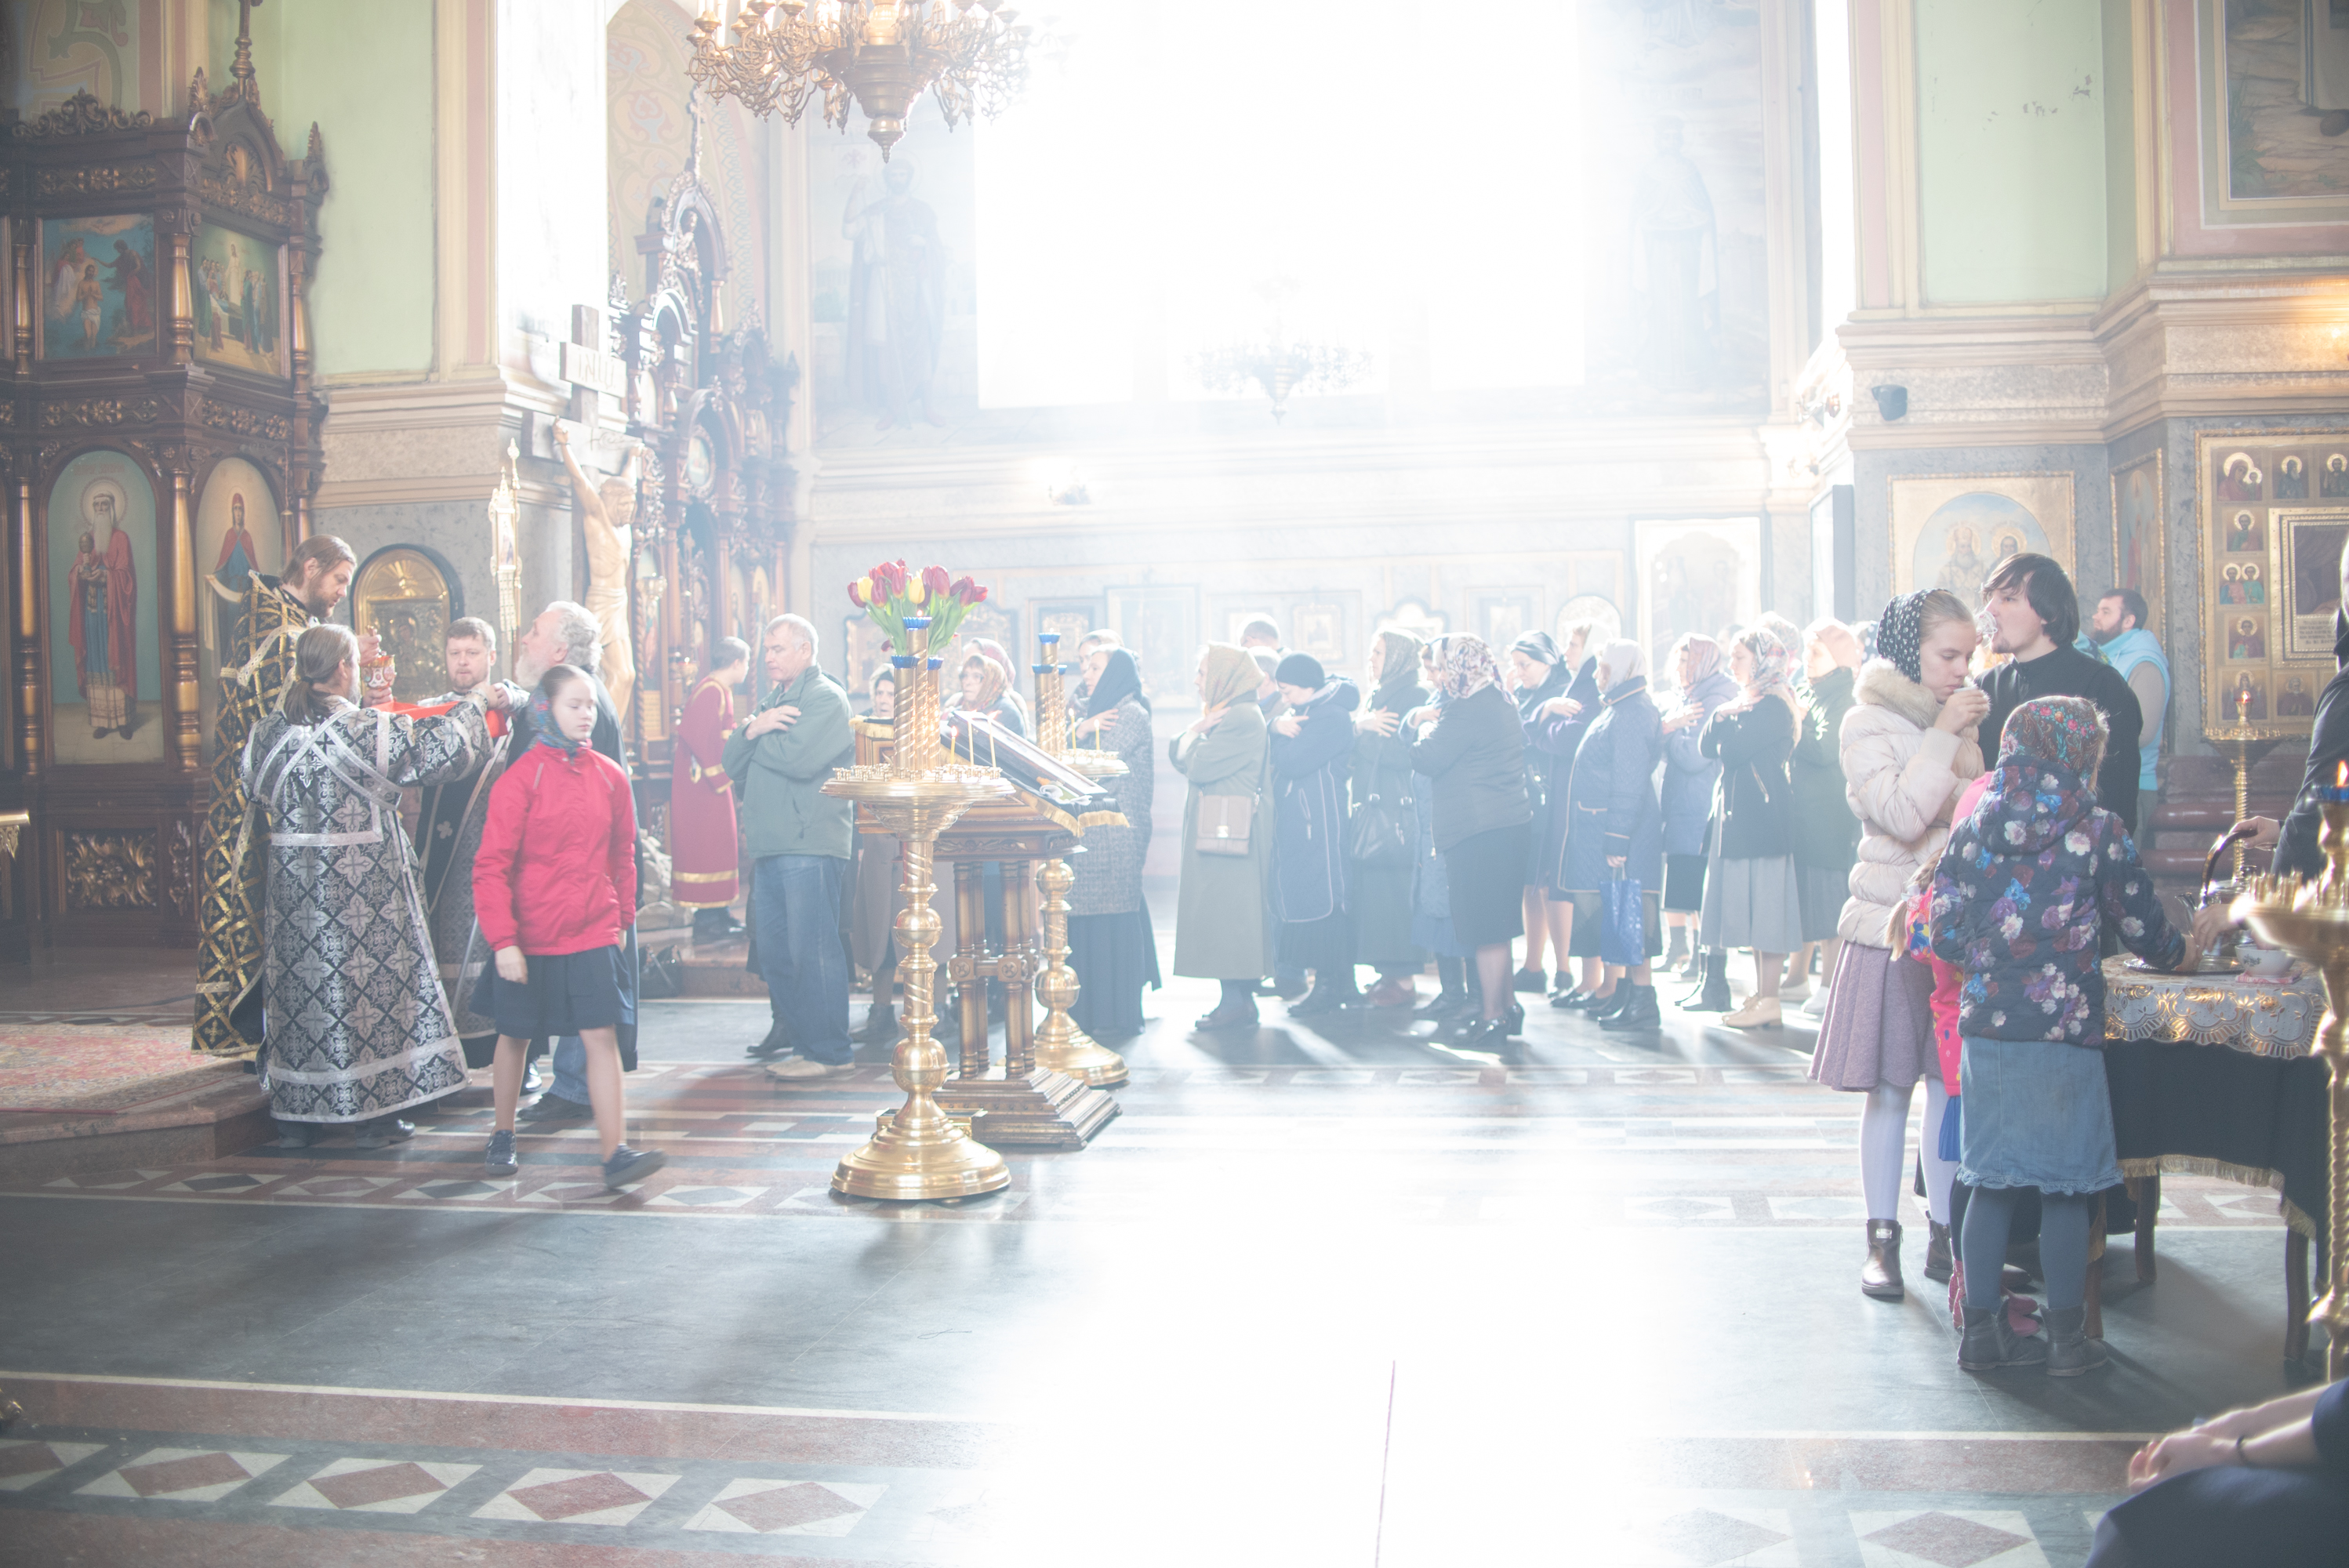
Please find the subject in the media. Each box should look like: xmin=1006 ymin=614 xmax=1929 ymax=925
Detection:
xmin=222 ymin=0 xmax=435 ymax=379
xmin=2102 ymin=0 xmax=2139 ymax=296
xmin=1915 ymin=0 xmax=2108 ymax=305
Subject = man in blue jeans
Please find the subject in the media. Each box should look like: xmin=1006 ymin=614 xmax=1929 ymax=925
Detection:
xmin=723 ymin=614 xmax=858 ymax=1080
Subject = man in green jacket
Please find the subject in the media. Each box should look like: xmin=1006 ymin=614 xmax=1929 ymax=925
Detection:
xmin=724 ymin=615 xmax=858 ymax=1076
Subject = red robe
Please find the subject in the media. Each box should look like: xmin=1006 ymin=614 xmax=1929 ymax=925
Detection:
xmin=671 ymin=673 xmax=739 ymax=909
xmin=67 ymin=530 xmax=139 ymax=704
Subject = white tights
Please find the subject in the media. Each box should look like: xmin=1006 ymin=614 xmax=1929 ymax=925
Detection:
xmin=1861 ymin=1077 xmax=1955 ymax=1225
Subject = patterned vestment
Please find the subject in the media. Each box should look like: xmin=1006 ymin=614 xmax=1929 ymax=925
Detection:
xmin=191 ymin=575 xmax=314 ymax=1057
xmin=244 ymin=699 xmax=490 ymax=1121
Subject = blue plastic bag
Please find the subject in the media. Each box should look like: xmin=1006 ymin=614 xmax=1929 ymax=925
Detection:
xmin=1599 ymin=874 xmax=1643 ymax=967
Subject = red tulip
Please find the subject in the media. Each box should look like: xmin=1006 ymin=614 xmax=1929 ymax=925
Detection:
xmin=848 ymin=577 xmax=870 ymax=607
xmin=971 ymin=583 xmax=989 ymax=604
xmin=923 ymin=564 xmax=950 ymax=598
xmin=950 ymin=574 xmax=976 ymax=604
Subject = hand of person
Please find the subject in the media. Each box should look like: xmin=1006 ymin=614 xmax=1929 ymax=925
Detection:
xmin=1402 ymin=706 xmax=1435 ymax=731
xmin=485 ymin=681 xmax=519 ymax=713
xmin=1186 ymin=704 xmax=1225 ymax=737
xmin=2191 ymin=902 xmax=2235 ymax=955
xmin=495 ymin=946 xmax=528 ymax=985
xmin=1542 ymin=696 xmax=1583 ymax=720
xmin=552 ymin=422 xmax=570 ymax=448
xmin=1607 ymin=855 xmax=1625 ymax=869
xmin=1272 ymin=713 xmax=1302 ymax=739
xmin=1073 ymin=713 xmax=1108 ymax=739
xmin=1936 ymin=687 xmax=1992 ymax=735
xmin=1356 ymin=708 xmax=1400 ymax=737
xmin=747 ymin=703 xmax=800 ymax=738
xmin=2229 ymin=815 xmax=2281 ymax=853
xmin=2126 ymin=1429 xmax=2241 ymax=1491
xmin=358 ymin=631 xmax=382 ymax=662
xmin=2174 ymin=922 xmax=2206 ymax=975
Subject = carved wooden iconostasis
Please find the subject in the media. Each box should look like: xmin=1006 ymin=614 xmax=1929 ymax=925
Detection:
xmin=565 ymin=113 xmax=795 ymax=853
xmin=0 ymin=55 xmax=326 ymax=959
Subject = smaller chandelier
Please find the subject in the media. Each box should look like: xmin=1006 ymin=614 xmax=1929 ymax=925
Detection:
xmin=688 ymin=0 xmax=1040 ymax=160
xmin=1195 ymin=342 xmax=1371 ymax=425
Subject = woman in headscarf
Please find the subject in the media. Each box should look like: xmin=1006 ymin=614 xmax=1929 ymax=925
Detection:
xmin=1551 ymin=639 xmax=1666 ymax=1029
xmin=1928 ymin=697 xmax=2195 ymax=1374
xmin=1407 ymin=642 xmax=1478 ymax=1018
xmin=961 ymin=637 xmax=1032 ymax=735
xmin=1172 ymin=643 xmax=1277 ymax=1029
xmin=1509 ymin=630 xmax=1597 ymax=998
xmin=1267 ymin=652 xmax=1362 ymax=1014
xmin=1785 ymin=619 xmax=1864 ymax=1016
xmin=953 ymin=646 xmax=1029 ymax=738
xmin=1066 ymin=648 xmax=1160 ymax=1037
xmin=1691 ymin=626 xmax=1804 ymax=1026
xmin=1810 ymin=589 xmax=1986 ymax=1299
xmin=1408 ymin=636 xmax=1533 ymax=1058
xmin=1659 ymin=634 xmax=1737 ymax=980
xmin=1352 ymin=630 xmax=1430 ymax=1006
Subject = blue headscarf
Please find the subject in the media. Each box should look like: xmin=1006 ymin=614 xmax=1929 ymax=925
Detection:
xmin=530 ymin=679 xmax=588 ymax=757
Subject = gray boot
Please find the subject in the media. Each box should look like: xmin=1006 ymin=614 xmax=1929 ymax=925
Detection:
xmin=1958 ymin=1305 xmax=2049 ymax=1372
xmin=2042 ymin=1305 xmax=2108 ymax=1377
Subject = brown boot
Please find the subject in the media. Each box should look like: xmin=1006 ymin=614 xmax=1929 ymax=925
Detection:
xmin=1861 ymin=1219 xmax=1904 ymax=1300
xmin=1924 ymin=1220 xmax=1954 ymax=1284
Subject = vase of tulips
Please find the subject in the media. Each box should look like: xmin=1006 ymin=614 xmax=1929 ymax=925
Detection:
xmin=848 ymin=561 xmax=989 ymax=775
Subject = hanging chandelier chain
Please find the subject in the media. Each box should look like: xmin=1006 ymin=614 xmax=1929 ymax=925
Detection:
xmin=688 ymin=0 xmax=1040 ymax=159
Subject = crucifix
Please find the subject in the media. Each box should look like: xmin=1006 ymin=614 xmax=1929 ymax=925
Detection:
xmin=233 ymin=0 xmax=266 ymax=102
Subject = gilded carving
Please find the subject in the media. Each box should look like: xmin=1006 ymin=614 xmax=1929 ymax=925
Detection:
xmin=63 ymin=831 xmax=158 ymax=911
xmin=35 ymin=165 xmax=160 ymax=199
xmin=0 ymin=405 xmax=13 ymax=427
xmin=200 ymin=401 xmax=292 ymax=441
xmin=165 ymin=818 xmax=197 ymax=920
xmin=199 ymin=176 xmax=296 ymax=228
xmin=42 ymin=398 xmax=162 ymax=430
xmin=13 ymin=89 xmax=156 ymax=138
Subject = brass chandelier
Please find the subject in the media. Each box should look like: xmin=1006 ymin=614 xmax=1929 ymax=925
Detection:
xmin=687 ymin=0 xmax=1041 ymax=159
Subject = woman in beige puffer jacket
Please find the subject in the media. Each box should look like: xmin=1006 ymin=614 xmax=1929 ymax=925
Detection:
xmin=1808 ymin=589 xmax=1986 ymax=1301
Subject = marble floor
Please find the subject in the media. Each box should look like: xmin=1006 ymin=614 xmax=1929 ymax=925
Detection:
xmin=0 ymin=949 xmax=2315 ymax=1566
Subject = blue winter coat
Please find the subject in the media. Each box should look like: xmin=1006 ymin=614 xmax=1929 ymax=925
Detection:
xmin=1660 ymin=667 xmax=1737 ymax=857
xmin=1557 ymin=677 xmax=1665 ymax=894
xmin=1270 ymin=678 xmax=1359 ymax=924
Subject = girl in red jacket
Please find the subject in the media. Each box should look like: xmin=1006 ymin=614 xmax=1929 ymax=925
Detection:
xmin=472 ymin=664 xmax=664 ymax=1189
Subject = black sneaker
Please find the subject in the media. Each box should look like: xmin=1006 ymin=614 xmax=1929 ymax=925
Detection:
xmin=485 ymin=1129 xmax=518 ymax=1175
xmin=520 ymin=1092 xmax=592 ymax=1123
xmin=602 ymin=1144 xmax=666 ymax=1189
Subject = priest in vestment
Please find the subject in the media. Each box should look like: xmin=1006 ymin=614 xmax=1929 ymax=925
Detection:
xmin=192 ymin=536 xmax=358 ymax=1058
xmin=413 ymin=616 xmax=525 ymax=1065
xmin=675 ymin=637 xmax=749 ymax=943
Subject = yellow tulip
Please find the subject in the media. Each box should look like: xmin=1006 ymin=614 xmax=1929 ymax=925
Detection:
xmin=853 ymin=575 xmax=874 ymax=606
xmin=906 ymin=576 xmax=927 ymax=605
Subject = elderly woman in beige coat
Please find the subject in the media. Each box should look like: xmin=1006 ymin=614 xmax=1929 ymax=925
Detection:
xmin=1809 ymin=589 xmax=1987 ymax=1302
xmin=1173 ymin=643 xmax=1277 ymax=1030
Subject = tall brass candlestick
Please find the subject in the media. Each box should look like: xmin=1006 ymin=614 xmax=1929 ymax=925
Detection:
xmin=2235 ymin=786 xmax=2349 ymax=1378
xmin=1030 ymin=631 xmax=1129 ymax=1087
xmin=825 ymin=615 xmax=1016 ymax=1200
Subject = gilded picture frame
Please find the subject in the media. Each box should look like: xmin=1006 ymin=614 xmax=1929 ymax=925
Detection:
xmin=2111 ymin=453 xmax=2165 ymax=639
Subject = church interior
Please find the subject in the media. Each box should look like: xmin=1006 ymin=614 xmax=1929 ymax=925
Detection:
xmin=3 ymin=2 xmax=2349 ymax=1563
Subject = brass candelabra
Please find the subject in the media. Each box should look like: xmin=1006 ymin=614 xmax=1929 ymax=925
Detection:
xmin=2231 ymin=786 xmax=2349 ymax=1378
xmin=823 ymin=618 xmax=1015 ymax=1200
xmin=1029 ymin=632 xmax=1129 ymax=1087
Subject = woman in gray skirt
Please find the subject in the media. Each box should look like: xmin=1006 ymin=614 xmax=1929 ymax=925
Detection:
xmin=1807 ymin=588 xmax=1986 ymax=1299
xmin=1694 ymin=627 xmax=1804 ymax=1029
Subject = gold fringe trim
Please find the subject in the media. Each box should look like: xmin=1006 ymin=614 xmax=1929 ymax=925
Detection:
xmin=1073 ymin=811 xmax=1128 ymax=830
xmin=2118 ymin=1156 xmax=2318 ymax=1238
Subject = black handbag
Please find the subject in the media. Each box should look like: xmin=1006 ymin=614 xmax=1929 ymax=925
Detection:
xmin=1348 ymin=790 xmax=1414 ymax=869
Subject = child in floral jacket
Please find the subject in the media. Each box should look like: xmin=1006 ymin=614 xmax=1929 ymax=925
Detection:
xmin=1926 ymin=695 xmax=2197 ymax=1377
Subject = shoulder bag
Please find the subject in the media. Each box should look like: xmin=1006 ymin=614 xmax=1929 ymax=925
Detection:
xmin=1348 ymin=789 xmax=1414 ymax=869
xmin=1196 ymin=793 xmax=1254 ymax=856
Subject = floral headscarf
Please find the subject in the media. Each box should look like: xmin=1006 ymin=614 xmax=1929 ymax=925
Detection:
xmin=1876 ymin=590 xmax=1931 ymax=683
xmin=1997 ymin=695 xmax=2107 ymax=779
xmin=1431 ymin=634 xmax=1501 ymax=701
xmin=1735 ymin=626 xmax=1799 ymax=712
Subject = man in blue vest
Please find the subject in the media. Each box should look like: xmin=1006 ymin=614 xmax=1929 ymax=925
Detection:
xmin=2089 ymin=587 xmax=2170 ymax=803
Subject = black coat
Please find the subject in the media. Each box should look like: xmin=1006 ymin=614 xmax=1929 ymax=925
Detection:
xmin=2278 ymin=613 xmax=2349 ymax=877
xmin=1409 ymin=685 xmax=1530 ymax=853
xmin=1697 ymin=693 xmax=1796 ymax=861
xmin=1978 ymin=644 xmax=2144 ymax=830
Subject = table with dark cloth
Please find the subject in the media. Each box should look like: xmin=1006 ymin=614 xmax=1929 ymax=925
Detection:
xmin=2101 ymin=955 xmax=2330 ymax=1361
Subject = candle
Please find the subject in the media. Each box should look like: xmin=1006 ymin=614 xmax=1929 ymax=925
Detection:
xmin=2326 ymin=759 xmax=2349 ymax=804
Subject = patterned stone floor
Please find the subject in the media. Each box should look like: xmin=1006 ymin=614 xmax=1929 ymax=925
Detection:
xmin=0 ymin=961 xmax=2319 ymax=1566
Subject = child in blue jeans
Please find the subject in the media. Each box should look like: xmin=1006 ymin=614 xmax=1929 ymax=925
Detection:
xmin=1927 ymin=696 xmax=2200 ymax=1375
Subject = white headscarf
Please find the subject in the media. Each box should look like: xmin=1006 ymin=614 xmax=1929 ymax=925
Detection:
xmin=1599 ymin=638 xmax=1647 ymax=689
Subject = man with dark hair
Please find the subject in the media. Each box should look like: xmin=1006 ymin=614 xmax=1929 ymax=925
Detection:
xmin=2090 ymin=587 xmax=2169 ymax=802
xmin=194 ymin=535 xmax=361 ymax=1057
xmin=1978 ymin=554 xmax=2145 ymax=829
